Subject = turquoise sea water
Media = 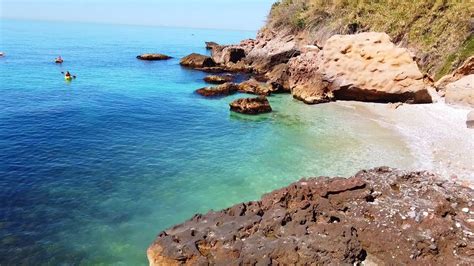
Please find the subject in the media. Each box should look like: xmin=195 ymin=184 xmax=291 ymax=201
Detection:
xmin=0 ymin=20 xmax=414 ymax=264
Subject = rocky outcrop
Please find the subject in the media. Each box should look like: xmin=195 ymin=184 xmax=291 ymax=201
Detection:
xmin=180 ymin=53 xmax=216 ymax=69
xmin=436 ymin=56 xmax=474 ymax=91
xmin=229 ymin=96 xmax=272 ymax=114
xmin=287 ymin=50 xmax=333 ymax=104
xmin=283 ymin=33 xmax=433 ymax=104
xmin=243 ymin=31 xmax=301 ymax=74
xmin=236 ymin=79 xmax=274 ymax=96
xmin=195 ymin=83 xmax=238 ymax=97
xmin=203 ymin=75 xmax=233 ymax=84
xmin=320 ymin=32 xmax=432 ymax=103
xmin=264 ymin=63 xmax=291 ymax=92
xmin=445 ymin=75 xmax=474 ymax=108
xmin=208 ymin=45 xmax=252 ymax=73
xmin=205 ymin=41 xmax=219 ymax=50
xmin=136 ymin=53 xmax=172 ymax=61
xmin=148 ymin=167 xmax=474 ymax=265
xmin=212 ymin=46 xmax=246 ymax=65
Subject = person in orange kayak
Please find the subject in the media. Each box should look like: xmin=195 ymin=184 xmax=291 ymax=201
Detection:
xmin=65 ymin=71 xmax=71 ymax=77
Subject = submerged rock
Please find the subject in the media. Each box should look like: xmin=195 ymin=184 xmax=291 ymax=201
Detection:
xmin=136 ymin=53 xmax=172 ymax=61
xmin=195 ymin=83 xmax=238 ymax=97
xmin=229 ymin=96 xmax=272 ymax=114
xmin=148 ymin=167 xmax=473 ymax=265
xmin=203 ymin=74 xmax=233 ymax=84
xmin=180 ymin=53 xmax=216 ymax=68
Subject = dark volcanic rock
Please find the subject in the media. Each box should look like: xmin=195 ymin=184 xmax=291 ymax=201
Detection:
xmin=148 ymin=167 xmax=474 ymax=265
xmin=203 ymin=74 xmax=233 ymax=84
xmin=229 ymin=96 xmax=272 ymax=115
xmin=195 ymin=83 xmax=238 ymax=97
xmin=180 ymin=53 xmax=216 ymax=68
xmin=136 ymin=53 xmax=172 ymax=61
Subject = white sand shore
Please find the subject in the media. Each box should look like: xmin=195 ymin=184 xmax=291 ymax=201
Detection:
xmin=335 ymin=101 xmax=474 ymax=185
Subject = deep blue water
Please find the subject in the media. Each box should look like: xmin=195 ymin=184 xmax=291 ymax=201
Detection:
xmin=0 ymin=20 xmax=413 ymax=264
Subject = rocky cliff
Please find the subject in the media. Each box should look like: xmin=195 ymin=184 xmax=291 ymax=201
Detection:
xmin=148 ymin=167 xmax=474 ymax=265
xmin=267 ymin=0 xmax=473 ymax=79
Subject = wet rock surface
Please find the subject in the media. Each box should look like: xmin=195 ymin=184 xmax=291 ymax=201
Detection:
xmin=136 ymin=53 xmax=172 ymax=60
xmin=203 ymin=75 xmax=233 ymax=84
xmin=195 ymin=83 xmax=238 ymax=97
xmin=229 ymin=96 xmax=272 ymax=114
xmin=148 ymin=167 xmax=474 ymax=265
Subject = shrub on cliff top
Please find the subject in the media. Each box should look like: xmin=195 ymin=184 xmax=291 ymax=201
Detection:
xmin=268 ymin=0 xmax=473 ymax=78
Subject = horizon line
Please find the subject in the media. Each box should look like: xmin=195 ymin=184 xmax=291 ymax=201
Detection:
xmin=0 ymin=17 xmax=264 ymax=32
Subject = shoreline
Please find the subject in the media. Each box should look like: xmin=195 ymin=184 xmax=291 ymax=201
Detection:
xmin=334 ymin=100 xmax=474 ymax=185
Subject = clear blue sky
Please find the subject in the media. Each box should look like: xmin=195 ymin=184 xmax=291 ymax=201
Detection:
xmin=0 ymin=0 xmax=275 ymax=30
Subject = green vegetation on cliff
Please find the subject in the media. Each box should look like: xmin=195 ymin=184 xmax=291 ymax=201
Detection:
xmin=268 ymin=0 xmax=473 ymax=78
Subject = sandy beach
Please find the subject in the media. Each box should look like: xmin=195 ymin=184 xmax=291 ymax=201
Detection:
xmin=336 ymin=101 xmax=474 ymax=185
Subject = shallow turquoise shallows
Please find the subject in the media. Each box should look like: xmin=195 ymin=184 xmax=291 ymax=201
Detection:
xmin=0 ymin=20 xmax=413 ymax=264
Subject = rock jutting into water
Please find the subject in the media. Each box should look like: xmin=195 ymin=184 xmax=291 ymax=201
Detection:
xmin=203 ymin=75 xmax=233 ymax=84
xmin=205 ymin=41 xmax=219 ymax=50
xmin=180 ymin=53 xmax=216 ymax=69
xmin=229 ymin=96 xmax=272 ymax=114
xmin=195 ymin=83 xmax=238 ymax=97
xmin=136 ymin=53 xmax=172 ymax=61
xmin=147 ymin=167 xmax=474 ymax=265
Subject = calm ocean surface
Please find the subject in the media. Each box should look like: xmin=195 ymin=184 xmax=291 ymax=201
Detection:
xmin=0 ymin=20 xmax=413 ymax=264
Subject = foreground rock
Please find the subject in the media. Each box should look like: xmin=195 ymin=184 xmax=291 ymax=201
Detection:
xmin=180 ymin=53 xmax=216 ymax=69
xmin=195 ymin=83 xmax=238 ymax=97
xmin=445 ymin=75 xmax=474 ymax=108
xmin=203 ymin=75 xmax=233 ymax=84
xmin=229 ymin=96 xmax=272 ymax=114
xmin=136 ymin=53 xmax=172 ymax=61
xmin=148 ymin=167 xmax=473 ymax=265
